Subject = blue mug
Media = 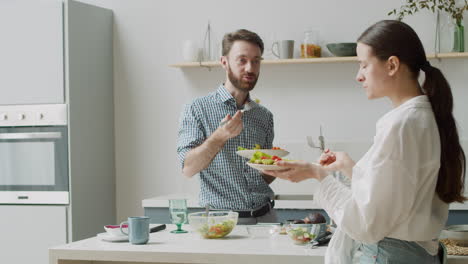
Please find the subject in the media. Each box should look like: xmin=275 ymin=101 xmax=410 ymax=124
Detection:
xmin=120 ymin=216 xmax=150 ymax=245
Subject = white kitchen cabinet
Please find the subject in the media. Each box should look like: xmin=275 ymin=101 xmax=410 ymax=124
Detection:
xmin=0 ymin=1 xmax=64 ymax=105
xmin=0 ymin=205 xmax=67 ymax=264
xmin=0 ymin=1 xmax=114 ymax=264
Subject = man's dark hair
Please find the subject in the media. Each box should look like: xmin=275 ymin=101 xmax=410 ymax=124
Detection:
xmin=222 ymin=29 xmax=264 ymax=56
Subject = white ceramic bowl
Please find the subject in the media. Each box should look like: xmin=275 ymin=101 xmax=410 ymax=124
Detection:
xmin=441 ymin=225 xmax=468 ymax=246
xmin=104 ymin=224 xmax=128 ymax=237
xmin=188 ymin=211 xmax=238 ymax=239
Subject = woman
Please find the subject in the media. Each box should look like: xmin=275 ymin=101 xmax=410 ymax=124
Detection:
xmin=266 ymin=20 xmax=466 ymax=263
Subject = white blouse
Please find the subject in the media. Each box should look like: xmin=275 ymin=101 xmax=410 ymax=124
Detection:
xmin=317 ymin=95 xmax=448 ymax=258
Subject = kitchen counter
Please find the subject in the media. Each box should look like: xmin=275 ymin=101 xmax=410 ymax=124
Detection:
xmin=142 ymin=193 xmax=468 ymax=210
xmin=49 ymin=224 xmax=326 ymax=264
xmin=49 ymin=224 xmax=468 ymax=264
xmin=143 ymin=193 xmax=468 ymax=225
xmin=143 ymin=193 xmax=326 ymax=224
xmin=142 ymin=193 xmax=320 ymax=209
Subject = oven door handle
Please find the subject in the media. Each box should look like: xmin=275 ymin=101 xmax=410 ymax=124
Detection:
xmin=0 ymin=132 xmax=62 ymax=140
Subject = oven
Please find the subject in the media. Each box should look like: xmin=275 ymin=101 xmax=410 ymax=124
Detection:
xmin=0 ymin=104 xmax=68 ymax=204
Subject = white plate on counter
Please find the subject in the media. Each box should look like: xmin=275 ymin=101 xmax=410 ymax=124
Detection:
xmin=236 ymin=149 xmax=289 ymax=159
xmin=97 ymin=232 xmax=128 ymax=242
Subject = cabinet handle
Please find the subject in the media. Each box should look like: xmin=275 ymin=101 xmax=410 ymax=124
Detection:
xmin=0 ymin=132 xmax=61 ymax=140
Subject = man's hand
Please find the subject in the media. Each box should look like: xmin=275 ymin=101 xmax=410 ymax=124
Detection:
xmin=216 ymin=110 xmax=243 ymax=140
xmin=182 ymin=111 xmax=244 ymax=178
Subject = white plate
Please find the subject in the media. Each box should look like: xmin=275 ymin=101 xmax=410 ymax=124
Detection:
xmin=236 ymin=149 xmax=289 ymax=159
xmin=97 ymin=232 xmax=128 ymax=242
xmin=247 ymin=162 xmax=287 ymax=171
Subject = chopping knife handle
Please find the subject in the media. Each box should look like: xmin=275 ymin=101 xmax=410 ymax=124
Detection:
xmin=150 ymin=224 xmax=166 ymax=233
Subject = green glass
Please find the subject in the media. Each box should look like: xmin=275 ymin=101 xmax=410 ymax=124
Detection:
xmin=453 ymin=23 xmax=465 ymax=52
xmin=169 ymin=199 xmax=188 ymax=233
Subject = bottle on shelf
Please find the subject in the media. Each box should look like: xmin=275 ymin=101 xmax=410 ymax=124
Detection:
xmin=301 ymin=30 xmax=321 ymax=58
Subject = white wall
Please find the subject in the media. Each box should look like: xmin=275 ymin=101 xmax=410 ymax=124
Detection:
xmin=79 ymin=0 xmax=468 ymax=221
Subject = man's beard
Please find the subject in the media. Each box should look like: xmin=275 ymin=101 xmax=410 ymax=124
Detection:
xmin=227 ymin=66 xmax=259 ymax=92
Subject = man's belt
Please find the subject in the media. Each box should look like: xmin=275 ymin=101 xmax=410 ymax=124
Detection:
xmin=234 ymin=200 xmax=275 ymax=218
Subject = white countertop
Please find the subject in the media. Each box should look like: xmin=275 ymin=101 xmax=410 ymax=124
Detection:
xmin=49 ymin=224 xmax=468 ymax=264
xmin=142 ymin=193 xmax=468 ymax=210
xmin=142 ymin=193 xmax=322 ymax=209
xmin=49 ymin=224 xmax=326 ymax=264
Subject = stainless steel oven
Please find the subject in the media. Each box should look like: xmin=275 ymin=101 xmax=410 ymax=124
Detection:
xmin=0 ymin=104 xmax=68 ymax=204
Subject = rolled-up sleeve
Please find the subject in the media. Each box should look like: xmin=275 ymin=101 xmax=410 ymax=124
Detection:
xmin=177 ymin=103 xmax=205 ymax=168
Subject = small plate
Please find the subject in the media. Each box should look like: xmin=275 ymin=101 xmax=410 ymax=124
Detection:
xmin=97 ymin=232 xmax=128 ymax=242
xmin=247 ymin=162 xmax=287 ymax=171
xmin=236 ymin=149 xmax=289 ymax=159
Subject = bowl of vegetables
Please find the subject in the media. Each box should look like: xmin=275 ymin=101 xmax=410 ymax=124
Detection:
xmin=288 ymin=224 xmax=316 ymax=245
xmin=188 ymin=211 xmax=238 ymax=239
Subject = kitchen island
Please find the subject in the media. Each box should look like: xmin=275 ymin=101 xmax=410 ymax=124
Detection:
xmin=50 ymin=224 xmax=326 ymax=264
xmin=49 ymin=225 xmax=467 ymax=264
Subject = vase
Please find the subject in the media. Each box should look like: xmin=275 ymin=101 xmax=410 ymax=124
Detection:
xmin=452 ymin=23 xmax=465 ymax=52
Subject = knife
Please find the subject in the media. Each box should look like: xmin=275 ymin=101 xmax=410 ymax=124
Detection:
xmin=150 ymin=224 xmax=166 ymax=233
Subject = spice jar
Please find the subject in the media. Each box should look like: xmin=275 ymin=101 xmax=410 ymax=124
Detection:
xmin=301 ymin=30 xmax=321 ymax=58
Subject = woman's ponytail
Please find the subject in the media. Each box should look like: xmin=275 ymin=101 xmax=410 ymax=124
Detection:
xmin=423 ymin=65 xmax=467 ymax=203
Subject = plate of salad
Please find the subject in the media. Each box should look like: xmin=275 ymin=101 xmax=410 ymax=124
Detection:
xmin=236 ymin=145 xmax=289 ymax=159
xmin=244 ymin=150 xmax=289 ymax=171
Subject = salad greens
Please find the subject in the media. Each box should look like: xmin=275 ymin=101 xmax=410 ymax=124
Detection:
xmin=198 ymin=220 xmax=236 ymax=239
xmin=288 ymin=227 xmax=316 ymax=244
xmin=249 ymin=151 xmax=285 ymax=165
xmin=237 ymin=144 xmax=262 ymax=151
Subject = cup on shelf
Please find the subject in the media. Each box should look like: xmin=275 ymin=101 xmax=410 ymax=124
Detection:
xmin=182 ymin=40 xmax=201 ymax=62
xmin=272 ymin=40 xmax=294 ymax=59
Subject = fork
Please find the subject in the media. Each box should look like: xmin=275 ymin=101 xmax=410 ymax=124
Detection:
xmin=306 ymin=126 xmax=325 ymax=152
xmin=219 ymin=101 xmax=254 ymax=127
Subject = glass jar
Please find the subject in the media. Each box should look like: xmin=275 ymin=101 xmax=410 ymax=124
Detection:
xmin=301 ymin=30 xmax=321 ymax=58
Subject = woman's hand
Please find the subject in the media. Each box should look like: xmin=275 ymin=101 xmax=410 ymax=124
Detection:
xmin=319 ymin=149 xmax=355 ymax=178
xmin=264 ymin=160 xmax=329 ymax=183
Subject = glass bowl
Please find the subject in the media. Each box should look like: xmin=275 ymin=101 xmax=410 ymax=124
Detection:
xmin=188 ymin=211 xmax=238 ymax=239
xmin=246 ymin=224 xmax=280 ymax=238
xmin=287 ymin=224 xmax=315 ymax=245
xmin=441 ymin=225 xmax=468 ymax=246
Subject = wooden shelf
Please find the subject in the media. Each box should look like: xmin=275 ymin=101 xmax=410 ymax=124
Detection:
xmin=169 ymin=52 xmax=468 ymax=68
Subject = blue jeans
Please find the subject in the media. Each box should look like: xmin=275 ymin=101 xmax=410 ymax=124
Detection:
xmin=353 ymin=237 xmax=443 ymax=264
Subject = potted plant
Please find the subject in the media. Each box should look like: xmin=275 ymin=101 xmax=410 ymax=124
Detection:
xmin=388 ymin=0 xmax=468 ymax=52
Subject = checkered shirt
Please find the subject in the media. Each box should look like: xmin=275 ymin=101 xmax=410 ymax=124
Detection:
xmin=177 ymin=84 xmax=275 ymax=210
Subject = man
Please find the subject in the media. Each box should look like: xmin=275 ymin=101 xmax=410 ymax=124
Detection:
xmin=177 ymin=29 xmax=276 ymax=224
